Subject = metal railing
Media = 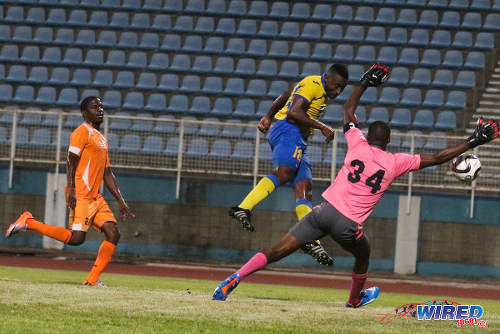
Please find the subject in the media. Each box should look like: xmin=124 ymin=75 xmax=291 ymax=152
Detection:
xmin=1 ymin=109 xmax=499 ymax=216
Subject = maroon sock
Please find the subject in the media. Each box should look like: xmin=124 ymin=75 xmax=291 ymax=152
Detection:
xmin=348 ymin=272 xmax=367 ymax=307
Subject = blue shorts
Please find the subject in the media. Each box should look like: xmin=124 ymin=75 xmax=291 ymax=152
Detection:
xmin=268 ymin=119 xmax=312 ymax=185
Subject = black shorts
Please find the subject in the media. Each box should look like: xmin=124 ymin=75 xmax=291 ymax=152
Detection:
xmin=289 ymin=201 xmax=364 ymax=247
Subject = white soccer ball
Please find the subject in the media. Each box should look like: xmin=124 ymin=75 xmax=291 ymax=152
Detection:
xmin=452 ymin=153 xmax=481 ymax=182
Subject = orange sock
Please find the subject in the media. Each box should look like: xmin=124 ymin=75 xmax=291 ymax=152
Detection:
xmin=26 ymin=218 xmax=72 ymax=244
xmin=86 ymin=240 xmax=116 ymax=284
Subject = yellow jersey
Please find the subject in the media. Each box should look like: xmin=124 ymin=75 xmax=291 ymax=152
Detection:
xmin=274 ymin=75 xmax=328 ymax=137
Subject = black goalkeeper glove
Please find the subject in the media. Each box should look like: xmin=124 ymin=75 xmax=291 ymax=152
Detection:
xmin=467 ymin=117 xmax=499 ymax=149
xmin=360 ymin=64 xmax=390 ymax=88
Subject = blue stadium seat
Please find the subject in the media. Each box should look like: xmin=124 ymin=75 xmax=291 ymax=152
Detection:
xmin=88 ymin=11 xmax=108 ymax=27
xmin=354 ymin=6 xmax=374 ymax=23
xmin=388 ymin=67 xmax=408 ymax=86
xmin=183 ymin=35 xmax=202 ymax=53
xmin=207 ymin=0 xmax=226 ymax=14
xmin=354 ymin=45 xmax=374 ymax=63
xmin=0 ymin=84 xmax=13 ymax=103
xmin=365 ymin=26 xmax=386 ymax=44
xmin=241 ymin=121 xmax=258 ymax=139
xmin=455 ymin=71 xmax=475 ymax=89
xmin=6 ymin=65 xmax=27 ymax=83
xmin=471 ymin=0 xmax=491 ymax=10
xmin=0 ymin=65 xmax=3 ymax=82
xmin=154 ymin=115 xmax=176 ymax=134
xmin=267 ymin=80 xmax=288 ymax=98
xmin=270 ymin=2 xmax=289 ymax=18
xmin=109 ymin=111 xmax=132 ymax=130
xmin=258 ymin=142 xmax=273 ymax=161
xmin=101 ymin=0 xmax=121 ymax=9
xmin=411 ymin=68 xmax=431 ymax=86
xmin=215 ymin=18 xmax=236 ymax=35
xmin=246 ymin=79 xmax=267 ymax=97
xmin=312 ymin=4 xmax=331 ymax=21
xmin=113 ymin=71 xmax=135 ymax=89
xmin=290 ymin=2 xmax=310 ymax=19
xmin=14 ymin=26 xmax=34 ymax=43
xmin=26 ymin=7 xmax=45 ymax=24
xmin=428 ymin=0 xmax=449 ymax=8
xmin=209 ymin=139 xmax=231 ymax=158
xmin=105 ymin=50 xmax=125 ymax=67
xmin=474 ymin=32 xmax=494 ymax=49
xmin=346 ymin=64 xmax=363 ymax=83
xmin=0 ymin=25 xmax=9 ymax=42
xmin=247 ymin=1 xmax=267 ymax=17
xmin=220 ymin=119 xmax=243 ymax=137
xmin=430 ymin=30 xmax=451 ymax=48
xmin=302 ymin=62 xmax=321 ymax=77
xmin=27 ymin=66 xmax=48 ymax=84
xmin=13 ymin=85 xmax=35 ymax=104
xmin=227 ymin=0 xmax=246 ymax=15
xmin=211 ymin=97 xmax=233 ymax=116
xmin=464 ymin=52 xmax=484 ymax=70
xmin=201 ymin=76 xmax=222 ymax=95
xmin=390 ymin=108 xmax=411 ymax=127
xmin=397 ymin=9 xmax=417 ymax=26
xmin=237 ymin=19 xmax=257 ymax=36
xmin=47 ymin=9 xmax=67 ymax=25
xmin=360 ymin=87 xmax=378 ymax=104
xmin=164 ymin=0 xmax=183 ymax=12
xmin=204 ymin=37 xmax=224 ymax=54
xmin=233 ymin=99 xmax=255 ymax=118
xmin=419 ymin=10 xmax=438 ymax=27
xmin=56 ymin=88 xmax=78 ymax=106
xmin=92 ymin=70 xmax=112 ymax=88
xmin=224 ymin=78 xmax=245 ymax=96
xmin=336 ymin=85 xmax=354 ymax=103
xmin=109 ymin=12 xmax=128 ymax=29
xmin=332 ymin=44 xmax=354 ymax=63
xmin=333 ymin=5 xmax=352 ymax=22
xmin=140 ymin=33 xmax=159 ymax=49
xmin=167 ymin=94 xmax=188 ymax=113
xmin=169 ymin=54 xmax=190 ymax=72
xmin=257 ymin=60 xmax=278 ymax=77
xmin=145 ymin=94 xmax=167 ymax=113
xmin=0 ymin=45 xmax=19 ymax=62
xmin=193 ymin=17 xmax=214 ymax=34
xmin=311 ymin=43 xmax=332 ymax=61
xmin=184 ymin=0 xmax=205 ymax=14
xmin=82 ymin=49 xmax=103 ymax=67
xmin=420 ymin=49 xmax=441 ymax=67
xmin=12 ymin=127 xmax=29 ymax=145
xmin=400 ymin=88 xmax=421 ymax=107
xmin=131 ymin=13 xmax=150 ymax=29
xmin=62 ymin=48 xmax=82 ymax=66
xmin=21 ymin=112 xmax=43 ymax=127
xmin=401 ymin=130 xmax=425 ymax=150
xmin=122 ymin=92 xmax=145 ymax=110
xmin=367 ymin=107 xmax=389 ymax=124
xmin=149 ymin=53 xmax=169 ymax=71
xmin=158 ymin=73 xmax=179 ymax=92
xmin=344 ymin=25 xmax=365 ymax=42
xmin=445 ymin=91 xmax=466 ymax=109
xmin=163 ymin=136 xmax=180 ymax=155
xmin=398 ymin=47 xmax=419 ymax=66
xmin=186 ymin=138 xmax=209 ymax=157
xmin=432 ymin=70 xmax=453 ymax=88
xmin=179 ymin=75 xmax=201 ymax=93
xmin=307 ymin=145 xmax=322 ymax=164
xmin=74 ymin=30 xmax=95 ymax=46
xmin=173 ymin=16 xmax=193 ymax=32
xmin=152 ymin=15 xmax=171 ymax=31
xmin=96 ymin=31 xmax=116 ymax=47
xmin=118 ymin=32 xmax=138 ymax=49
xmin=213 ymin=57 xmax=233 ymax=74
xmin=20 ymin=46 xmax=39 ymax=64
xmin=54 ymin=29 xmax=74 ymax=46
xmin=41 ymin=47 xmax=62 ymax=65
xmin=412 ymin=109 xmax=434 ymax=128
xmin=118 ymin=134 xmax=141 ymax=153
xmin=268 ymin=40 xmax=288 ymax=58
xmin=102 ymin=90 xmax=122 ymax=109
xmin=131 ymin=113 xmax=154 ymax=131
xmin=80 ymin=89 xmax=99 ymax=101
xmin=422 ymin=90 xmax=444 ymax=108
xmin=435 ymin=111 xmax=456 ymax=130
xmin=257 ymin=20 xmax=278 ymax=38
xmin=49 ymin=67 xmax=70 ymax=85
xmin=462 ymin=12 xmax=482 ymax=30
xmin=199 ymin=117 xmax=221 ymax=136
xmin=453 ymin=31 xmax=473 ymax=49
xmin=440 ymin=11 xmax=460 ymax=29
xmin=484 ymin=14 xmax=500 ymax=31
xmin=247 ymin=39 xmax=267 ymax=56
xmin=409 ymin=29 xmax=429 ymax=46
xmin=5 ymin=6 xmax=25 ymax=23
xmin=377 ymin=46 xmax=397 ymax=64
xmin=280 ymin=22 xmax=299 ymax=39
xmin=226 ymin=38 xmax=245 ymax=56
xmin=278 ymin=61 xmax=299 ymax=78
xmin=69 ymin=69 xmax=90 ymax=87
xmin=442 ymin=50 xmax=463 ymax=68
xmin=189 ymin=96 xmax=210 ymax=115
xmin=302 ymin=23 xmax=322 ymax=40
xmin=375 ymin=7 xmax=396 ymax=25
xmin=424 ymin=131 xmax=447 ymax=151
xmin=378 ymin=87 xmax=400 ymax=105
xmin=36 ymin=87 xmax=57 ymax=105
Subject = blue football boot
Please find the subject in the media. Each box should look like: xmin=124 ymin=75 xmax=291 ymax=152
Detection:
xmin=212 ymin=273 xmax=241 ymax=301
xmin=345 ymin=286 xmax=380 ymax=308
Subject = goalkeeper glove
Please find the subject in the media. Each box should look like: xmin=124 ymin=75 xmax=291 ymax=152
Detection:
xmin=467 ymin=117 xmax=499 ymax=149
xmin=360 ymin=64 xmax=390 ymax=88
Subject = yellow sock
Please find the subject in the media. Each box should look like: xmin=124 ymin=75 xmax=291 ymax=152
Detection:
xmin=295 ymin=203 xmax=312 ymax=220
xmin=239 ymin=176 xmax=278 ymax=211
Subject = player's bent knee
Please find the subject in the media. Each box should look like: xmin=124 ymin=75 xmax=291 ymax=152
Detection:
xmin=68 ymin=231 xmax=86 ymax=246
xmin=102 ymin=222 xmax=120 ymax=244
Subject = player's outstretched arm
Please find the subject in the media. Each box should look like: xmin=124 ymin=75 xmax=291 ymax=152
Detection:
xmin=66 ymin=152 xmax=80 ymax=210
xmin=419 ymin=118 xmax=499 ymax=169
xmin=258 ymin=89 xmax=291 ymax=133
xmin=103 ymin=166 xmax=135 ymax=219
xmin=344 ymin=64 xmax=390 ymax=124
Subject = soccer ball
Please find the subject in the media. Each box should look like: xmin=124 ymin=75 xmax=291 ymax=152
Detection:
xmin=451 ymin=153 xmax=481 ymax=182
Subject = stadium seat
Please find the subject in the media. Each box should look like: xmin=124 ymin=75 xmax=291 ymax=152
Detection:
xmin=401 ymin=130 xmax=425 ymax=150
xmin=157 ymin=74 xmax=179 ymax=92
xmin=109 ymin=111 xmax=132 ymax=130
xmin=209 ymin=139 xmax=232 ymax=158
xmin=312 ymin=4 xmax=331 ymax=21
xmin=167 ymin=94 xmax=188 ymax=113
xmin=484 ymin=14 xmax=500 ymax=31
xmin=19 ymin=46 xmax=39 ymax=64
xmin=278 ymin=61 xmax=299 ymax=78
xmin=462 ymin=13 xmax=482 ymax=30
xmin=140 ymin=134 xmax=163 ymax=153
xmin=378 ymin=87 xmax=400 ymax=105
xmin=131 ymin=113 xmax=154 ymax=131
xmin=41 ymin=47 xmax=62 ymax=65
xmin=440 ymin=11 xmax=460 ymax=29
xmin=323 ymin=104 xmax=343 ymax=124
xmin=270 ymin=2 xmax=289 ymax=18
xmin=432 ymin=70 xmax=453 ymax=88
xmin=122 ymin=92 xmax=145 ymax=110
xmin=455 ymin=71 xmax=475 ymax=89
xmin=410 ymin=68 xmax=431 ymax=86
xmin=97 ymin=31 xmax=117 ymax=47
xmin=256 ymin=60 xmax=278 ymax=77
xmin=131 ymin=13 xmax=150 ymax=29
xmin=333 ymin=5 xmax=352 ymax=22
xmin=237 ymin=19 xmax=257 ymax=36
xmin=367 ymin=107 xmax=389 ymax=124
xmin=452 ymin=31 xmax=473 ymax=49
xmin=435 ymin=111 xmax=456 ymax=130
xmin=201 ymin=76 xmax=222 ymax=95
xmin=424 ymin=131 xmax=447 ymax=151
xmin=311 ymin=43 xmax=332 ymax=61
xmin=199 ymin=117 xmax=221 ymax=136
xmin=83 ymin=49 xmax=103 ymax=67
xmin=400 ymin=88 xmax=421 ymax=107
xmin=114 ymin=71 xmax=135 ymax=89
xmin=118 ymin=32 xmax=138 ymax=49
xmin=207 ymin=0 xmax=226 ymax=14
xmin=464 ymin=52 xmax=484 ymax=70
xmin=474 ymin=32 xmax=494 ymax=49
xmin=246 ymin=79 xmax=267 ymax=97
xmin=422 ymin=90 xmax=444 ymax=108
xmin=211 ymin=97 xmax=233 ymax=116
xmin=376 ymin=7 xmax=396 ymax=25
xmin=88 ymin=11 xmax=108 ymax=27
xmin=102 ymin=90 xmax=122 ymax=110
xmin=185 ymin=0 xmax=205 ymax=14
xmin=365 ymin=26 xmax=386 ymax=44
xmin=301 ymin=62 xmax=321 ymax=77
xmin=145 ymin=94 xmax=167 ymax=113
xmin=92 ymin=70 xmax=113 ymax=88
xmin=398 ymin=47 xmax=419 ymax=66
xmin=389 ymin=108 xmax=411 ymax=128
xmin=56 ymin=88 xmax=78 ymax=106
xmin=6 ymin=65 xmax=27 ymax=83
xmin=118 ymin=134 xmax=141 ymax=153
xmin=215 ymin=18 xmax=236 ymax=35
xmin=267 ymin=80 xmax=288 ymax=98
xmin=234 ymin=58 xmax=256 ymax=76
xmin=0 ymin=84 xmax=13 ymax=103
xmin=211 ymin=57 xmax=232 ymax=74
xmin=189 ymin=96 xmax=210 ymax=115
xmin=183 ymin=35 xmax=202 ymax=53
xmin=419 ymin=10 xmax=438 ymax=27
xmin=302 ymin=23 xmax=322 ymax=40
xmin=233 ymin=99 xmax=255 ymax=118
xmin=445 ymin=91 xmax=466 ymax=109
xmin=0 ymin=45 xmax=19 ymax=62
xmin=420 ymin=49 xmax=441 ymax=67
xmin=74 ymin=30 xmax=95 ymax=46
xmin=12 ymin=85 xmax=35 ymax=104
xmin=21 ymin=112 xmax=43 ymax=126
xmin=225 ymin=38 xmax=245 ymax=56
xmin=154 ymin=115 xmax=176 ymax=134
xmin=354 ymin=45 xmax=375 ymax=63
xmin=186 ymin=138 xmax=209 ymax=157
xmin=430 ymin=30 xmax=451 ymax=48
xmin=387 ymin=67 xmax=408 ymax=86
xmin=360 ymin=87 xmax=378 ymax=105
xmin=247 ymin=1 xmax=267 ymax=17
xmin=204 ymin=37 xmax=224 ymax=54
xmin=354 ymin=6 xmax=374 ymax=23
xmin=54 ymin=29 xmax=74 ymax=46
xmin=280 ymin=22 xmax=299 ymax=39
xmin=224 ymin=78 xmax=245 ymax=96
xmin=173 ymin=16 xmax=193 ymax=32
xmin=179 ymin=75 xmax=201 ymax=93
xmin=102 ymin=0 xmax=121 ymax=9
xmin=269 ymin=41 xmax=289 ymax=58
xmin=35 ymin=87 xmax=57 ymax=105
xmin=220 ymin=119 xmax=243 ymax=137
xmin=80 ymin=89 xmax=99 ymax=101
xmin=169 ymin=54 xmax=190 ymax=72
xmin=27 ymin=66 xmax=48 ymax=84
xmin=257 ymin=20 xmax=278 ymax=38
xmin=49 ymin=67 xmax=70 ymax=86
xmin=336 ymin=85 xmax=354 ymax=103
xmin=409 ymin=29 xmax=429 ymax=47
xmin=61 ymin=48 xmax=82 ymax=66
xmin=149 ymin=53 xmax=169 ymax=71
xmin=397 ymin=9 xmax=417 ymax=26
xmin=412 ymin=109 xmax=434 ymax=128
xmin=140 ymin=33 xmax=159 ymax=49
xmin=164 ymin=0 xmax=183 ymax=12
xmin=231 ymin=140 xmax=253 ymax=159
xmin=442 ymin=50 xmax=463 ymax=68
xmin=344 ymin=25 xmax=365 ymax=43
xmin=161 ymin=34 xmax=181 ymax=52
xmin=377 ymin=47 xmax=397 ymax=64
xmin=105 ymin=50 xmax=125 ymax=68
xmin=246 ymin=39 xmax=267 ymax=57
xmin=26 ymin=7 xmax=45 ymax=24
xmin=151 ymin=14 xmax=171 ymax=31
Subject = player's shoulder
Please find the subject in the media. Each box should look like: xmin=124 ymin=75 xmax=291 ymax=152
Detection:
xmin=71 ymin=122 xmax=91 ymax=137
xmin=301 ymin=75 xmax=322 ymax=87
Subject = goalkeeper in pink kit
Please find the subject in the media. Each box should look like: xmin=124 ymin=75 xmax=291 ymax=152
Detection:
xmin=213 ymin=64 xmax=499 ymax=307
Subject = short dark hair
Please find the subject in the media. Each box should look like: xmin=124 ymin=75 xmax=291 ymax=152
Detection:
xmin=368 ymin=121 xmax=391 ymax=143
xmin=328 ymin=63 xmax=349 ymax=80
xmin=80 ymin=96 xmax=98 ymax=112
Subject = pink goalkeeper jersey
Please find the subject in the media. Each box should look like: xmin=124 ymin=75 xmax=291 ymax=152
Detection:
xmin=322 ymin=125 xmax=421 ymax=226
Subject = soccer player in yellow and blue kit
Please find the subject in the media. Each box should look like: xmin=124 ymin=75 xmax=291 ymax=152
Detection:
xmin=229 ymin=64 xmax=349 ymax=265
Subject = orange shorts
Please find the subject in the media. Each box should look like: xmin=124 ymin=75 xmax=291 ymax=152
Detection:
xmin=69 ymin=194 xmax=117 ymax=232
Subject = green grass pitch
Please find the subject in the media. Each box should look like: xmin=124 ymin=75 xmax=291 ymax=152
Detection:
xmin=0 ymin=266 xmax=499 ymax=334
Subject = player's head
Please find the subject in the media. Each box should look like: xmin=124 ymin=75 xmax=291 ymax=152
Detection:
xmin=80 ymin=96 xmax=104 ymax=125
xmin=323 ymin=64 xmax=348 ymax=99
xmin=367 ymin=121 xmax=391 ymax=150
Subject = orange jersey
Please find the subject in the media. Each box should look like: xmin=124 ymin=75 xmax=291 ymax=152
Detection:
xmin=68 ymin=122 xmax=110 ymax=199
